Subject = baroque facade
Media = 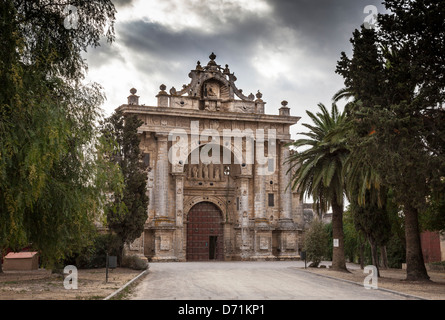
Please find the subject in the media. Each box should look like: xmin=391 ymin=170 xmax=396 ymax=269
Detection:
xmin=119 ymin=53 xmax=304 ymax=261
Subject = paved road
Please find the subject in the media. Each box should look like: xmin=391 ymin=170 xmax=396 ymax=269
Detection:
xmin=129 ymin=261 xmax=416 ymax=300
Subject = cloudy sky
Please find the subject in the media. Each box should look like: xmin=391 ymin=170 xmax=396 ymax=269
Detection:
xmin=83 ymin=0 xmax=387 ymax=139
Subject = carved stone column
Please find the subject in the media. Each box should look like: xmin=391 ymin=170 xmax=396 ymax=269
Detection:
xmin=254 ymin=164 xmax=267 ymax=223
xmin=279 ymin=140 xmax=293 ymax=225
xmin=173 ymin=173 xmax=185 ymax=261
xmin=151 ymin=133 xmax=177 ymax=261
xmin=174 ymin=174 xmax=184 ymax=227
xmin=238 ymin=176 xmax=250 ymax=259
xmin=252 ymin=142 xmax=274 ymax=260
xmin=276 ymin=140 xmax=298 ymax=260
xmin=155 ymin=134 xmax=169 ymax=218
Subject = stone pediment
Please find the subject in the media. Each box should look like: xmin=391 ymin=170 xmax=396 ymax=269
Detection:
xmin=156 ymin=53 xmax=265 ymax=114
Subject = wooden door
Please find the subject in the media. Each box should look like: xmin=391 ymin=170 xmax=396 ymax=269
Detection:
xmin=186 ymin=202 xmax=224 ymax=261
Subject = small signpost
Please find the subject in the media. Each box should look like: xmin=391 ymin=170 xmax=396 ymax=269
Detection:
xmin=300 ymin=251 xmax=307 ymax=269
xmin=105 ymin=254 xmax=117 ymax=283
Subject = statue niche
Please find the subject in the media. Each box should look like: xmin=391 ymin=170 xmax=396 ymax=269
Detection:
xmin=201 ymin=80 xmax=224 ymax=111
xmin=203 ymin=80 xmax=220 ymax=99
xmin=185 ymin=145 xmax=240 ymax=183
xmin=187 ymin=162 xmax=224 ymax=182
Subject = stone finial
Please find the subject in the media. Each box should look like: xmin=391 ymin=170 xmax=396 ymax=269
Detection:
xmin=207 ymin=52 xmax=217 ymax=67
xmin=255 ymin=90 xmax=265 ymax=114
xmin=156 ymin=84 xmax=169 ymax=107
xmin=157 ymin=84 xmax=168 ymax=97
xmin=279 ymin=100 xmax=290 ymax=116
xmin=223 ymin=64 xmax=230 ymax=74
xmin=196 ymin=61 xmax=203 ymax=71
xmin=128 ymin=88 xmax=139 ymax=105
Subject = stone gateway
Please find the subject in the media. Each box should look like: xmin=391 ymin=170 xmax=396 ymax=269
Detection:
xmin=119 ymin=53 xmax=304 ymax=261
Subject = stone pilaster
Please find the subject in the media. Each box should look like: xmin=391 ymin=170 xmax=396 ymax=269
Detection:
xmin=150 ymin=133 xmax=178 ymax=261
xmin=279 ymin=140 xmax=293 ymax=225
xmin=252 ymin=152 xmax=274 ymax=260
xmin=155 ymin=134 xmax=169 ymax=219
xmin=238 ymin=177 xmax=250 ymax=259
xmin=174 ymin=174 xmax=185 ymax=261
xmin=276 ymin=141 xmax=298 ymax=260
xmin=174 ymin=174 xmax=185 ymax=227
xmin=254 ymin=164 xmax=267 ymax=223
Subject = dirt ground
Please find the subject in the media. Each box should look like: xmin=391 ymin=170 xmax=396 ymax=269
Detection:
xmin=0 ymin=268 xmax=144 ymax=300
xmin=303 ymin=267 xmax=445 ymax=300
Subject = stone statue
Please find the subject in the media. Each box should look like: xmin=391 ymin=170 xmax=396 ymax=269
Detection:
xmin=192 ymin=166 xmax=198 ymax=179
xmin=208 ymin=86 xmax=217 ymax=97
xmin=214 ymin=166 xmax=220 ymax=180
xmin=203 ymin=164 xmax=209 ymax=179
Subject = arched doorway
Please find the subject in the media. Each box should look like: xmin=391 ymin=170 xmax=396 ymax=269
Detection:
xmin=186 ymin=202 xmax=224 ymax=261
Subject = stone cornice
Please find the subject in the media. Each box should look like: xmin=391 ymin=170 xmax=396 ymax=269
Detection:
xmin=118 ymin=104 xmax=301 ymax=125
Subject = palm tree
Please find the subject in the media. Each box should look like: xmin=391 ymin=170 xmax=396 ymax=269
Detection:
xmin=286 ymin=103 xmax=349 ymax=271
xmin=334 ymin=90 xmax=391 ymax=276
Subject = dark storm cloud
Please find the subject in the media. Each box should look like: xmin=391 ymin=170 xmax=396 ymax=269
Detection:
xmin=118 ymin=17 xmax=268 ymax=67
xmin=115 ymin=12 xmax=281 ymax=93
xmin=109 ymin=0 xmax=387 ymax=81
xmin=267 ymin=0 xmax=386 ymax=54
xmin=85 ymin=41 xmax=125 ymax=68
xmin=112 ymin=0 xmax=136 ymax=8
xmin=91 ymin=0 xmax=389 ymax=79
xmin=85 ymin=0 xmax=391 ymax=128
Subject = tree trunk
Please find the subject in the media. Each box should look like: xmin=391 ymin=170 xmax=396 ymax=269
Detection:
xmin=331 ymin=197 xmax=347 ymax=271
xmin=404 ymin=204 xmax=430 ymax=281
xmin=380 ymin=245 xmax=388 ymax=269
xmin=359 ymin=239 xmax=365 ymax=269
xmin=368 ymin=238 xmax=380 ymax=278
xmin=0 ymin=254 xmax=3 ymax=273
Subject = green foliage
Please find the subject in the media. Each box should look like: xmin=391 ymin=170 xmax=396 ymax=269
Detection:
xmin=287 ymin=103 xmax=349 ymax=212
xmin=101 ymin=110 xmax=149 ymax=258
xmin=342 ymin=210 xmax=362 ymax=264
xmin=303 ymin=220 xmax=329 ymax=267
xmin=335 ymin=0 xmax=445 ymax=280
xmin=421 ymin=185 xmax=445 ymax=232
xmin=69 ymin=233 xmax=121 ymax=269
xmin=0 ymin=0 xmax=118 ymax=268
xmin=386 ymin=234 xmax=406 ymax=269
xmin=287 ymin=103 xmax=349 ymax=270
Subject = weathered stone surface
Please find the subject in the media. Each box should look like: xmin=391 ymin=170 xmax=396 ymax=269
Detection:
xmin=120 ymin=54 xmax=304 ymax=261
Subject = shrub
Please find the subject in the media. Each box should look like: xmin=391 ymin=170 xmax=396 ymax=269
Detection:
xmin=121 ymin=254 xmax=149 ymax=270
xmin=74 ymin=233 xmax=121 ymax=269
xmin=303 ymin=220 xmax=329 ymax=267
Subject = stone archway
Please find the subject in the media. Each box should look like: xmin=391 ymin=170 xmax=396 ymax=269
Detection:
xmin=186 ymin=202 xmax=224 ymax=261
